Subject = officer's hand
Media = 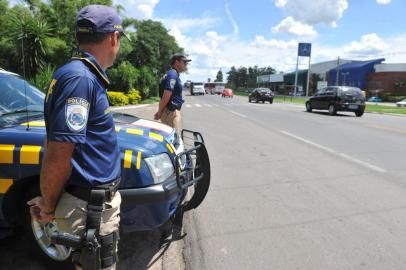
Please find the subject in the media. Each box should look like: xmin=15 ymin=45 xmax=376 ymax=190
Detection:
xmin=154 ymin=112 xmax=161 ymax=120
xmin=27 ymin=196 xmax=55 ymax=222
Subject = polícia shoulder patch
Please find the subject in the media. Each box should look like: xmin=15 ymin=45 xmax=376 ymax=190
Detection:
xmin=170 ymin=79 xmax=176 ymax=89
xmin=65 ymin=97 xmax=90 ymax=132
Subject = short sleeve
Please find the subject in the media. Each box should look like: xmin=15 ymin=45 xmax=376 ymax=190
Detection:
xmin=47 ymin=75 xmax=94 ymax=144
xmin=164 ymin=70 xmax=177 ymax=92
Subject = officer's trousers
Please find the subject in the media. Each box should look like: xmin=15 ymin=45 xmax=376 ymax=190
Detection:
xmin=54 ymin=190 xmax=121 ymax=270
xmin=161 ymin=108 xmax=181 ymax=134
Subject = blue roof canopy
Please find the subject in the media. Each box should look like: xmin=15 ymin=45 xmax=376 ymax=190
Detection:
xmin=328 ymin=58 xmax=385 ymax=89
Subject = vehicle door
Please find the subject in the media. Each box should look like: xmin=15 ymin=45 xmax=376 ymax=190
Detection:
xmin=321 ymin=87 xmax=337 ymax=109
xmin=252 ymin=89 xmax=258 ymax=102
xmin=311 ymin=88 xmax=326 ymax=109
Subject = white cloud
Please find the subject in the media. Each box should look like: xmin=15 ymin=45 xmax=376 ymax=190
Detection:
xmin=114 ymin=0 xmax=160 ymax=20
xmin=171 ymin=30 xmax=406 ymax=82
xmin=376 ymin=0 xmax=391 ymax=4
xmin=344 ymin=33 xmax=388 ymax=57
xmin=159 ymin=15 xmax=220 ymax=33
xmin=272 ymin=17 xmax=317 ymax=37
xmin=274 ymin=0 xmax=348 ymax=27
xmin=225 ymin=2 xmax=239 ymax=35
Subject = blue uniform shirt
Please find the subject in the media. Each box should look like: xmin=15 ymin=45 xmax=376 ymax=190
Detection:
xmin=164 ymin=69 xmax=184 ymax=109
xmin=44 ymin=50 xmax=121 ymax=187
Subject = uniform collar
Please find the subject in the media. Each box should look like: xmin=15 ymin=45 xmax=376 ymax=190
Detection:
xmin=71 ymin=49 xmax=110 ymax=87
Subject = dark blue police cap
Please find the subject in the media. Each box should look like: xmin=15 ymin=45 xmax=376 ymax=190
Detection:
xmin=76 ymin=5 xmax=125 ymax=36
xmin=171 ymin=53 xmax=192 ymax=64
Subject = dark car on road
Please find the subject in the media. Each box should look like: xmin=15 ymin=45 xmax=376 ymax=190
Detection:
xmin=305 ymin=86 xmax=366 ymax=117
xmin=248 ymin=88 xmax=274 ymax=104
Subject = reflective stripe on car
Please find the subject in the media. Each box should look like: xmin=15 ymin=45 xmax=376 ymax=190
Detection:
xmin=0 ymin=144 xmax=15 ymax=164
xmin=0 ymin=179 xmax=13 ymax=194
xmin=20 ymin=145 xmax=42 ymax=164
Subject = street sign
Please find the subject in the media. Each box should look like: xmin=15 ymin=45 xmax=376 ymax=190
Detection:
xmin=298 ymin=43 xmax=312 ymax=57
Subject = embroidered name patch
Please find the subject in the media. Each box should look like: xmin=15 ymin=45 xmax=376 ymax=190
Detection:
xmin=65 ymin=97 xmax=89 ymax=132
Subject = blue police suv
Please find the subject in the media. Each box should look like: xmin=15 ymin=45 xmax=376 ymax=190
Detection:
xmin=0 ymin=69 xmax=210 ymax=267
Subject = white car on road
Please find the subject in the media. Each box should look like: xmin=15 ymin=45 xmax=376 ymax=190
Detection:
xmin=396 ymin=99 xmax=406 ymax=107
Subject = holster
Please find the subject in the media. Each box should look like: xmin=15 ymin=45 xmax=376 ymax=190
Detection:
xmin=167 ymin=100 xmax=180 ymax=111
xmin=53 ymin=180 xmax=120 ymax=270
xmin=77 ymin=188 xmax=119 ymax=270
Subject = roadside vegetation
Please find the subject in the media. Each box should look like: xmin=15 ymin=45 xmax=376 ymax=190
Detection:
xmin=0 ymin=0 xmax=183 ymax=106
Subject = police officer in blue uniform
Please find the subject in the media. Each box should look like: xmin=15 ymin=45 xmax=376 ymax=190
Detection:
xmin=27 ymin=5 xmax=125 ymax=269
xmin=154 ymin=53 xmax=191 ymax=133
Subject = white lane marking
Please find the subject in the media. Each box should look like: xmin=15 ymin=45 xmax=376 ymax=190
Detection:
xmin=228 ymin=110 xmax=247 ymax=118
xmin=195 ymin=104 xmax=202 ymax=107
xmin=279 ymin=130 xmax=387 ymax=173
xmin=204 ymin=104 xmax=213 ymax=107
xmin=185 ymin=104 xmax=192 ymax=108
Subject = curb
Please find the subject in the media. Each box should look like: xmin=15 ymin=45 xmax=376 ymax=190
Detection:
xmin=110 ymin=104 xmax=153 ymax=111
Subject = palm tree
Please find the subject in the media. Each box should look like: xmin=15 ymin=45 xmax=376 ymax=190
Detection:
xmin=7 ymin=10 xmax=52 ymax=78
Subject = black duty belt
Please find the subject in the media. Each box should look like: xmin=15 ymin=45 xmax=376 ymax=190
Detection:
xmin=65 ymin=178 xmax=121 ymax=203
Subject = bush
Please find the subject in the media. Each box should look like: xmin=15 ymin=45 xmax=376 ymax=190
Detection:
xmin=387 ymin=95 xmax=406 ymax=102
xmin=30 ymin=65 xmax=55 ymax=93
xmin=107 ymin=91 xmax=129 ymax=106
xmin=380 ymin=92 xmax=406 ymax=102
xmin=127 ymin=89 xmax=141 ymax=105
xmin=107 ymin=61 xmax=139 ymax=94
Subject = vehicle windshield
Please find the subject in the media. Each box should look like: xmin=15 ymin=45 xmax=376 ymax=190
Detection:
xmin=194 ymin=83 xmax=203 ymax=86
xmin=0 ymin=73 xmax=45 ymax=127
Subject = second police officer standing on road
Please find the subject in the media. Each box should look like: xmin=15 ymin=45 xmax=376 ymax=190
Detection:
xmin=27 ymin=5 xmax=125 ymax=270
xmin=155 ymin=53 xmax=191 ymax=134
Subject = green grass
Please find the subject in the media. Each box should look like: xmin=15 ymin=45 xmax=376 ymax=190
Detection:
xmin=234 ymin=90 xmax=250 ymax=97
xmin=365 ymin=104 xmax=406 ymax=115
xmin=274 ymin=96 xmax=307 ymax=104
xmin=140 ymin=96 xmax=160 ymax=104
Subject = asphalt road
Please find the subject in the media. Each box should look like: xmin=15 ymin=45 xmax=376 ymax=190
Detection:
xmin=174 ymin=94 xmax=406 ymax=270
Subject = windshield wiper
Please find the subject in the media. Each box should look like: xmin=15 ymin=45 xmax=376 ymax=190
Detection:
xmin=0 ymin=109 xmax=43 ymax=117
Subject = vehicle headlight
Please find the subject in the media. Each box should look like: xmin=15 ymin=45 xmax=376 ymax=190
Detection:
xmin=144 ymin=153 xmax=174 ymax=184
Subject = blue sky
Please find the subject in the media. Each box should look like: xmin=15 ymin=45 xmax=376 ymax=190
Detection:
xmin=115 ymin=0 xmax=406 ymax=81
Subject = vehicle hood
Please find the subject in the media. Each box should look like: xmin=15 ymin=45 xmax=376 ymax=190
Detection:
xmin=6 ymin=116 xmax=175 ymax=158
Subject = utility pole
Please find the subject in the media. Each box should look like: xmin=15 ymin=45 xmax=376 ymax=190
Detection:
xmin=305 ymin=54 xmax=311 ymax=96
xmin=335 ymin=56 xmax=340 ymax=86
xmin=294 ymin=55 xmax=299 ymax=96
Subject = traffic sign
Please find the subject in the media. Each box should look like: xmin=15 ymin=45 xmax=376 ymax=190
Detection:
xmin=298 ymin=43 xmax=311 ymax=57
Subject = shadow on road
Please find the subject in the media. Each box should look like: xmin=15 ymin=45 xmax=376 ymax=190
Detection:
xmin=305 ymin=111 xmax=355 ymax=117
xmin=0 ymin=229 xmax=164 ymax=270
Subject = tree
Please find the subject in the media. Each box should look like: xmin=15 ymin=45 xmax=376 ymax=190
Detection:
xmin=215 ymin=69 xmax=223 ymax=82
xmin=0 ymin=1 xmax=184 ymax=100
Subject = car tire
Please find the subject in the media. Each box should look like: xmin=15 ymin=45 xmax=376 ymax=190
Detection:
xmin=355 ymin=110 xmax=364 ymax=117
xmin=20 ymin=184 xmax=74 ymax=270
xmin=328 ymin=104 xmax=336 ymax=115
xmin=270 ymin=99 xmax=273 ymax=104
xmin=248 ymin=98 xmax=251 ymax=103
xmin=306 ymin=102 xmax=312 ymax=112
